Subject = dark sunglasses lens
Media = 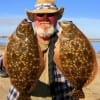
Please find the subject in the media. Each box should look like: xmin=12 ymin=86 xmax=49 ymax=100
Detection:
xmin=47 ymin=13 xmax=55 ymax=17
xmin=37 ymin=14 xmax=45 ymax=17
xmin=36 ymin=13 xmax=55 ymax=17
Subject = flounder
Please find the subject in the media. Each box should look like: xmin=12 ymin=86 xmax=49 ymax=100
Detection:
xmin=5 ymin=19 xmax=44 ymax=100
xmin=54 ymin=21 xmax=97 ymax=98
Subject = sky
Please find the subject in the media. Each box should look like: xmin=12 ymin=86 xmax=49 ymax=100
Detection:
xmin=0 ymin=0 xmax=100 ymax=39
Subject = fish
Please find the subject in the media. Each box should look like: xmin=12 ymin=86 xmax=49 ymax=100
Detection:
xmin=5 ymin=19 xmax=44 ymax=100
xmin=54 ymin=21 xmax=97 ymax=98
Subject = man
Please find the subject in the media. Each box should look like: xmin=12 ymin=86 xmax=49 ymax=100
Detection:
xmin=0 ymin=54 xmax=8 ymax=77
xmin=1 ymin=0 xmax=74 ymax=99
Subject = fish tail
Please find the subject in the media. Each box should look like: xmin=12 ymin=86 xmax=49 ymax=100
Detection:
xmin=64 ymin=88 xmax=85 ymax=98
xmin=18 ymin=94 xmax=31 ymax=100
xmin=76 ymin=89 xmax=85 ymax=98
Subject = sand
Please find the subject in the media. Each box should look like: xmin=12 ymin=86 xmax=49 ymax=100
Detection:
xmin=0 ymin=45 xmax=100 ymax=100
xmin=0 ymin=45 xmax=5 ymax=54
xmin=80 ymin=55 xmax=100 ymax=100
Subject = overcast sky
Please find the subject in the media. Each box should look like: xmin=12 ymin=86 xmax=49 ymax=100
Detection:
xmin=0 ymin=0 xmax=100 ymax=38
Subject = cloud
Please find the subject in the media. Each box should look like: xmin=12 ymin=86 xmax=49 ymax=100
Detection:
xmin=0 ymin=17 xmax=24 ymax=36
xmin=0 ymin=17 xmax=22 ymax=25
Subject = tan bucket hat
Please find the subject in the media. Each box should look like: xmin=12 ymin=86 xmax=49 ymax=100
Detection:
xmin=26 ymin=0 xmax=64 ymax=21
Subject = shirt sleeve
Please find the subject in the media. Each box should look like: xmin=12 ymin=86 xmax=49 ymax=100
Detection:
xmin=0 ymin=55 xmax=3 ymax=68
xmin=50 ymin=65 xmax=75 ymax=100
xmin=7 ymin=85 xmax=19 ymax=100
xmin=0 ymin=55 xmax=6 ymax=69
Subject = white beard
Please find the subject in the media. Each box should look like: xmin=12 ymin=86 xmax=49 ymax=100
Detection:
xmin=33 ymin=25 xmax=55 ymax=38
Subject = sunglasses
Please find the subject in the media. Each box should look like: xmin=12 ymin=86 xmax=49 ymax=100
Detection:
xmin=36 ymin=13 xmax=55 ymax=17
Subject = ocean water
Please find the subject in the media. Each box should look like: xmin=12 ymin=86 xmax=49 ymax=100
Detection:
xmin=0 ymin=38 xmax=8 ymax=45
xmin=91 ymin=42 xmax=100 ymax=53
xmin=0 ymin=37 xmax=100 ymax=53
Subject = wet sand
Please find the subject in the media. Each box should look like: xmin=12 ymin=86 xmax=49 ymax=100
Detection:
xmin=0 ymin=45 xmax=100 ymax=100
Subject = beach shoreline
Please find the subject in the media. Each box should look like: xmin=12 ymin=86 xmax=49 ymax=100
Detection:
xmin=0 ymin=45 xmax=100 ymax=100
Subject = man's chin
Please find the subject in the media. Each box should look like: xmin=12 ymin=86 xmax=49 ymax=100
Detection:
xmin=37 ymin=31 xmax=55 ymax=38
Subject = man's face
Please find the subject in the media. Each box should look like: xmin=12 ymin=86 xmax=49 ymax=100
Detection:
xmin=33 ymin=13 xmax=58 ymax=38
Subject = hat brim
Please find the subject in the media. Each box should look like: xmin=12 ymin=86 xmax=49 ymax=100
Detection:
xmin=26 ymin=7 xmax=64 ymax=21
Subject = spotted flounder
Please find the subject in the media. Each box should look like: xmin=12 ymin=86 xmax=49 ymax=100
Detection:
xmin=56 ymin=21 xmax=97 ymax=98
xmin=6 ymin=19 xmax=44 ymax=100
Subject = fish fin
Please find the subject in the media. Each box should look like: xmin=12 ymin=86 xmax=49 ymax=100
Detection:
xmin=84 ymin=54 xmax=98 ymax=87
xmin=64 ymin=88 xmax=85 ymax=98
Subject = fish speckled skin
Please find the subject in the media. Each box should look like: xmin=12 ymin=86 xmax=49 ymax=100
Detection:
xmin=6 ymin=19 xmax=44 ymax=100
xmin=57 ymin=21 xmax=97 ymax=98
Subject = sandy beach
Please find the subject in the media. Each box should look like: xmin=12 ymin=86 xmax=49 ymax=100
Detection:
xmin=0 ymin=45 xmax=100 ymax=100
xmin=0 ymin=45 xmax=5 ymax=54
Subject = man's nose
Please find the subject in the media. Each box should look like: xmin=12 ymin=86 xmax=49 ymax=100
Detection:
xmin=43 ymin=14 xmax=49 ymax=20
